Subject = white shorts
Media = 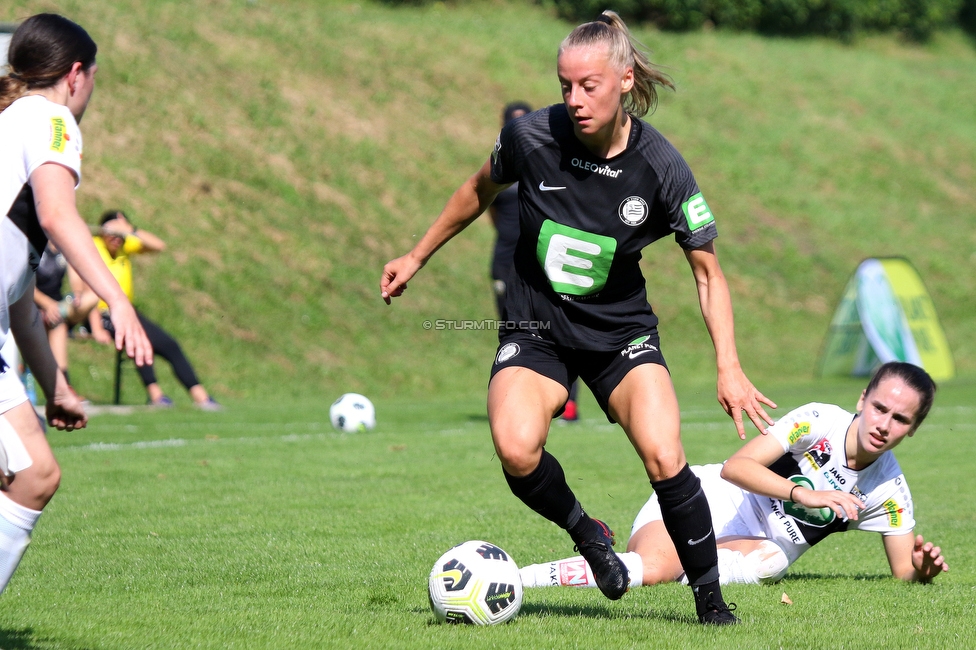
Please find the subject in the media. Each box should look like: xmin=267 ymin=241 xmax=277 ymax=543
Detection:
xmin=631 ymin=464 xmax=766 ymax=540
xmin=0 ymin=367 xmax=28 ymax=415
xmin=0 ymin=368 xmax=33 ymax=476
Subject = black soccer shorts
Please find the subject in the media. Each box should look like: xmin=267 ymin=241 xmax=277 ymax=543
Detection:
xmin=489 ymin=329 xmax=668 ymax=422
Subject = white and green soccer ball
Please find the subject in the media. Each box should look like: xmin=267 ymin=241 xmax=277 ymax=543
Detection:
xmin=329 ymin=393 xmax=375 ymax=432
xmin=428 ymin=540 xmax=523 ymax=625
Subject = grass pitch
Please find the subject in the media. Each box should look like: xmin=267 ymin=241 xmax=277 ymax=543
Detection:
xmin=1 ymin=379 xmax=972 ymax=648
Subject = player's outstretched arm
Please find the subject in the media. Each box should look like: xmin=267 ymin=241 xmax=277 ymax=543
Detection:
xmin=684 ymin=243 xmax=776 ymax=438
xmin=381 ymin=159 xmax=508 ymax=304
xmin=884 ymin=533 xmax=949 ymax=583
xmin=722 ymin=434 xmax=864 ymax=521
xmin=30 ymin=163 xmax=153 ymax=367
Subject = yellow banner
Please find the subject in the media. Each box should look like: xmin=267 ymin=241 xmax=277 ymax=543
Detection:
xmin=878 ymin=258 xmax=955 ymax=381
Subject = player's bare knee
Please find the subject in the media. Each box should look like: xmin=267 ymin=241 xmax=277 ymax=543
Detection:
xmin=642 ymin=449 xmax=685 ymax=482
xmin=20 ymin=457 xmax=61 ymax=506
xmin=496 ymin=444 xmax=541 ymax=477
xmin=754 ymin=541 xmax=789 ymax=584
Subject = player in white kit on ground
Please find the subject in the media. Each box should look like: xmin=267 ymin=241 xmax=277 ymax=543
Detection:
xmin=519 ymin=362 xmax=948 ymax=589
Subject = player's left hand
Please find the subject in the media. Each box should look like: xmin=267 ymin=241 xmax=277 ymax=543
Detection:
xmin=912 ymin=534 xmax=948 ymax=582
xmin=380 ymin=253 xmax=423 ymax=305
xmin=717 ymin=366 xmax=777 ymax=440
xmin=45 ymin=373 xmax=87 ymax=431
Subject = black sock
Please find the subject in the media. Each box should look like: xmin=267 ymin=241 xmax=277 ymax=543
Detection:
xmin=504 ymin=449 xmax=582 ymax=529
xmin=652 ymin=464 xmax=722 ymax=605
xmin=691 ymin=580 xmax=725 ymax=617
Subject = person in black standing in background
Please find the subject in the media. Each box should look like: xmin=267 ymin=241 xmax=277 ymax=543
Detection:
xmin=489 ymin=102 xmax=580 ymax=421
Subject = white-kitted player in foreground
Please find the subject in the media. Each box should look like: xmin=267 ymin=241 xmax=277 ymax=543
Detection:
xmin=521 ymin=362 xmax=948 ymax=589
xmin=0 ymin=13 xmax=151 ymax=595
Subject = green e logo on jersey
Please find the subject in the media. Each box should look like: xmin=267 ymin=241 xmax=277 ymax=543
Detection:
xmin=682 ymin=192 xmax=714 ymax=231
xmin=536 ymin=220 xmax=617 ymax=296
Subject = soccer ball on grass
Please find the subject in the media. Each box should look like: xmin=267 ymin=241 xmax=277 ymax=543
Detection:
xmin=329 ymin=393 xmax=375 ymax=432
xmin=428 ymin=540 xmax=523 ymax=625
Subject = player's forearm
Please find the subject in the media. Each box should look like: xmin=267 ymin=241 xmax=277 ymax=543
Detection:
xmin=130 ymin=228 xmax=165 ymax=252
xmin=9 ymin=288 xmax=60 ymax=398
xmin=410 ymin=167 xmax=499 ymax=265
xmin=721 ymin=457 xmax=794 ymax=501
xmin=695 ymin=268 xmax=742 ymax=373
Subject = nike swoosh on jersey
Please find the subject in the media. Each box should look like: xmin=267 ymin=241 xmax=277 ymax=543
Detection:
xmin=539 ymin=181 xmax=567 ymax=192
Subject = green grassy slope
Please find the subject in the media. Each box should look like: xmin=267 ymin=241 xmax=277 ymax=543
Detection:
xmin=4 ymin=0 xmax=975 ymax=402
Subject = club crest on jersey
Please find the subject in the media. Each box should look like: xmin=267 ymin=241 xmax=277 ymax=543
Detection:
xmin=803 ymin=438 xmax=832 ymax=470
xmin=495 ymin=343 xmax=520 ymax=364
xmin=618 ymin=196 xmax=648 ymax=227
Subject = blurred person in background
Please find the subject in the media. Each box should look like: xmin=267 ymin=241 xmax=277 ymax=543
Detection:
xmin=488 ymin=101 xmax=580 ymax=423
xmin=33 ymin=241 xmax=99 ymax=391
xmin=87 ymin=210 xmax=221 ymax=410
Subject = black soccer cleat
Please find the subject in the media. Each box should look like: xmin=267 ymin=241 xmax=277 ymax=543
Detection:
xmin=697 ymin=592 xmax=740 ymax=626
xmin=571 ymin=517 xmax=629 ymax=600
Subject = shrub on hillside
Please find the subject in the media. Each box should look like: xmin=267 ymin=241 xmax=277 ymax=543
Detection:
xmin=548 ymin=0 xmax=966 ymax=40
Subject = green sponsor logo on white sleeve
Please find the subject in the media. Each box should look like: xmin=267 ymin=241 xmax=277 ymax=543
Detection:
xmin=536 ymin=220 xmax=617 ymax=296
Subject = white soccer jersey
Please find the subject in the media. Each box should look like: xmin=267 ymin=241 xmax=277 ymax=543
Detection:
xmin=0 ymin=95 xmax=83 ymax=351
xmin=631 ymin=402 xmax=916 ymax=568
xmin=742 ymin=402 xmax=915 ymax=564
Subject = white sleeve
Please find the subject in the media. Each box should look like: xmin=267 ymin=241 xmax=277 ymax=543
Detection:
xmin=853 ymin=471 xmax=916 ymax=536
xmin=24 ymin=105 xmax=83 ymax=187
xmin=766 ymin=403 xmax=841 ymax=454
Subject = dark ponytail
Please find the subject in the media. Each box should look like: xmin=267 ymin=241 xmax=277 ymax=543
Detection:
xmin=0 ymin=14 xmax=97 ymax=113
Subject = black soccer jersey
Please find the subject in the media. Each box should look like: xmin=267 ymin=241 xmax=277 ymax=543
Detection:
xmin=489 ymin=104 xmax=718 ymax=350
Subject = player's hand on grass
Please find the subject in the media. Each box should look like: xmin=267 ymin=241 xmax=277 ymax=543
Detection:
xmin=791 ymin=486 xmax=863 ymax=521
xmin=45 ymin=372 xmax=87 ymax=431
xmin=717 ymin=366 xmax=777 ymax=439
xmin=912 ymin=534 xmax=948 ymax=582
xmin=381 ymin=253 xmax=423 ymax=305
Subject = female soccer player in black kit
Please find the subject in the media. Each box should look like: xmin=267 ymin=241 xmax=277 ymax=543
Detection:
xmin=381 ymin=11 xmax=775 ymax=625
